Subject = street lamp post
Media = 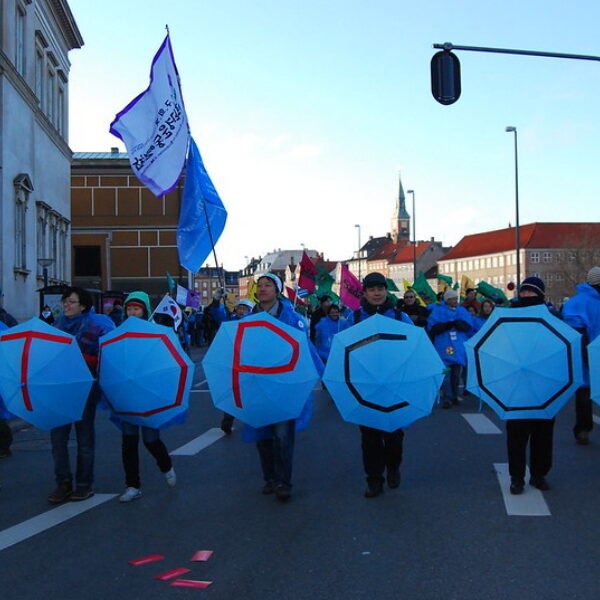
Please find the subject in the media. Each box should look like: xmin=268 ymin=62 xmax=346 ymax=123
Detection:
xmin=354 ymin=224 xmax=362 ymax=281
xmin=37 ymin=257 xmax=54 ymax=288
xmin=407 ymin=189 xmax=416 ymax=283
xmin=505 ymin=126 xmax=521 ymax=287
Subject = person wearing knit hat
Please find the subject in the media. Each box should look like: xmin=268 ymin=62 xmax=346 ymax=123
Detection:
xmin=562 ymin=266 xmax=600 ymax=446
xmin=427 ymin=287 xmax=473 ymax=409
xmin=114 ymin=291 xmax=177 ymax=503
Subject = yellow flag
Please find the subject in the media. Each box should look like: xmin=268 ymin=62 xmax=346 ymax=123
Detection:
xmin=460 ymin=275 xmax=476 ymax=299
xmin=403 ymin=279 xmax=426 ymax=307
xmin=247 ymin=278 xmax=259 ymax=303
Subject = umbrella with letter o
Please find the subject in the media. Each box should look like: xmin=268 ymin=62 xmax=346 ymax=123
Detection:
xmin=98 ymin=317 xmax=194 ymax=428
xmin=0 ymin=318 xmax=94 ymax=430
xmin=323 ymin=314 xmax=445 ymax=432
xmin=202 ymin=312 xmax=319 ymax=428
xmin=465 ymin=305 xmax=583 ymax=419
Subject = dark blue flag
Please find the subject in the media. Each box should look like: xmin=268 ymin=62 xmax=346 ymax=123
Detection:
xmin=177 ymin=137 xmax=227 ymax=273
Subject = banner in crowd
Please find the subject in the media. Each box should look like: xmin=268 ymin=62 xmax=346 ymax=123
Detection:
xmin=339 ymin=264 xmax=362 ymax=310
xmin=412 ymin=273 xmax=436 ymax=305
xmin=151 ymin=294 xmax=183 ymax=330
xmin=298 ymin=251 xmax=318 ymax=293
xmin=110 ymin=35 xmax=189 ymax=197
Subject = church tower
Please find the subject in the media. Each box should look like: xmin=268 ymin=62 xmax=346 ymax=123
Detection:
xmin=391 ymin=173 xmax=410 ymax=243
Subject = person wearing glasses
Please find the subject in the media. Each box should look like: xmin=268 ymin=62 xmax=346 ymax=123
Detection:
xmin=400 ymin=289 xmax=429 ymax=327
xmin=47 ymin=287 xmax=115 ymax=504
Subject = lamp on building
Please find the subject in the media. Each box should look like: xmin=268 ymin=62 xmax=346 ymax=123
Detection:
xmin=37 ymin=257 xmax=54 ymax=288
xmin=354 ymin=224 xmax=362 ymax=281
xmin=505 ymin=126 xmax=521 ymax=288
xmin=406 ymin=189 xmax=416 ymax=282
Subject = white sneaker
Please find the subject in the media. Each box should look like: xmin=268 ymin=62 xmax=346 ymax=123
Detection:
xmin=119 ymin=487 xmax=142 ymax=503
xmin=165 ymin=468 xmax=177 ymax=487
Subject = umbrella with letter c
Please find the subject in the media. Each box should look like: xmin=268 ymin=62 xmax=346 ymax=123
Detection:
xmin=0 ymin=318 xmax=94 ymax=430
xmin=98 ymin=317 xmax=194 ymax=428
xmin=465 ymin=305 xmax=583 ymax=419
xmin=323 ymin=314 xmax=445 ymax=432
xmin=202 ymin=312 xmax=319 ymax=428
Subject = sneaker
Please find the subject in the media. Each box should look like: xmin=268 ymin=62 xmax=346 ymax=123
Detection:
xmin=364 ymin=482 xmax=384 ymax=498
xmin=509 ymin=479 xmax=524 ymax=495
xmin=387 ymin=469 xmax=401 ymax=489
xmin=70 ymin=486 xmax=94 ymax=501
xmin=261 ymin=480 xmax=275 ymax=495
xmin=274 ymin=485 xmax=291 ymax=502
xmin=575 ymin=430 xmax=590 ymax=445
xmin=119 ymin=487 xmax=142 ymax=503
xmin=47 ymin=482 xmax=73 ymax=504
xmin=530 ymin=477 xmax=550 ymax=491
xmin=165 ymin=468 xmax=177 ymax=487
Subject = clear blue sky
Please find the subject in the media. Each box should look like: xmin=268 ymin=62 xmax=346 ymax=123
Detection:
xmin=68 ymin=0 xmax=600 ymax=270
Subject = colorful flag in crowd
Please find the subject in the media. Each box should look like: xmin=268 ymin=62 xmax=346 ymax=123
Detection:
xmin=316 ymin=267 xmax=334 ymax=295
xmin=386 ymin=278 xmax=400 ymax=292
xmin=186 ymin=289 xmax=201 ymax=309
xmin=460 ymin=275 xmax=477 ymax=299
xmin=339 ymin=264 xmax=362 ymax=310
xmin=298 ymin=251 xmax=318 ymax=293
xmin=176 ymin=137 xmax=227 ymax=273
xmin=247 ymin=278 xmax=259 ymax=304
xmin=175 ymin=284 xmax=188 ymax=306
xmin=412 ymin=272 xmax=436 ymax=305
xmin=286 ymin=286 xmax=305 ymax=305
xmin=151 ymin=294 xmax=182 ymax=330
xmin=166 ymin=272 xmax=176 ymax=294
xmin=110 ymin=36 xmax=189 ymax=197
xmin=477 ymin=281 xmax=508 ymax=305
xmin=436 ymin=274 xmax=453 ymax=292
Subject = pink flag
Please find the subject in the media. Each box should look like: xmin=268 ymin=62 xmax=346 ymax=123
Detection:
xmin=298 ymin=251 xmax=317 ymax=293
xmin=340 ymin=264 xmax=362 ymax=310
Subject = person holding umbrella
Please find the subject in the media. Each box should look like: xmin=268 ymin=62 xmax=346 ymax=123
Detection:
xmin=48 ymin=287 xmax=115 ymax=504
xmin=506 ymin=277 xmax=556 ymax=495
xmin=346 ymin=272 xmax=413 ymax=498
xmin=113 ymin=292 xmax=177 ymax=503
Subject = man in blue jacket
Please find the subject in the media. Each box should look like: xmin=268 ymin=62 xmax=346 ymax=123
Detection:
xmin=562 ymin=266 xmax=600 ymax=445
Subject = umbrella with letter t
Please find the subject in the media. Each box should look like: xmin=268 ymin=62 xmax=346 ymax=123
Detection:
xmin=465 ymin=305 xmax=583 ymax=419
xmin=0 ymin=318 xmax=94 ymax=430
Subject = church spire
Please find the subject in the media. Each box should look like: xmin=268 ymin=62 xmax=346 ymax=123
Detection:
xmin=391 ymin=172 xmax=410 ymax=242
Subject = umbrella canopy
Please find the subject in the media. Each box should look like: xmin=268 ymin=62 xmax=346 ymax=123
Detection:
xmin=323 ymin=314 xmax=445 ymax=432
xmin=202 ymin=312 xmax=319 ymax=428
xmin=465 ymin=305 xmax=583 ymax=420
xmin=589 ymin=335 xmax=600 ymax=405
xmin=98 ymin=317 xmax=194 ymax=428
xmin=0 ymin=318 xmax=94 ymax=430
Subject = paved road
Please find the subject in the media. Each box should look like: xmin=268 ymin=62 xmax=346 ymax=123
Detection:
xmin=2 ymin=347 xmax=600 ymax=599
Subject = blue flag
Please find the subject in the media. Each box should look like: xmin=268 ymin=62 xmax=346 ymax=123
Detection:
xmin=177 ymin=137 xmax=227 ymax=273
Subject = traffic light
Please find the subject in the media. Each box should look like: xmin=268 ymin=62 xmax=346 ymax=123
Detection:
xmin=431 ymin=50 xmax=461 ymax=105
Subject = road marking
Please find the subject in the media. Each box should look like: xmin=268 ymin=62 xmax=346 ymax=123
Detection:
xmin=170 ymin=428 xmax=226 ymax=456
xmin=493 ymin=463 xmax=551 ymax=517
xmin=593 ymin=415 xmax=600 ymax=426
xmin=0 ymin=494 xmax=117 ymax=552
xmin=462 ymin=413 xmax=502 ymax=434
xmin=192 ymin=379 xmax=207 ymax=389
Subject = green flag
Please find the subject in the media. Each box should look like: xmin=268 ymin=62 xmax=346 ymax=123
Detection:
xmin=386 ymin=278 xmax=400 ymax=292
xmin=477 ymin=281 xmax=508 ymax=305
xmin=316 ymin=267 xmax=334 ymax=295
xmin=166 ymin=272 xmax=176 ymax=294
xmin=412 ymin=272 xmax=437 ymax=305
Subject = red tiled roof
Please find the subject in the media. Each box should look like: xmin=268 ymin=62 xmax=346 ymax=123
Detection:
xmin=388 ymin=242 xmax=433 ymax=264
xmin=367 ymin=241 xmax=407 ymax=262
xmin=439 ymin=223 xmax=600 ymax=261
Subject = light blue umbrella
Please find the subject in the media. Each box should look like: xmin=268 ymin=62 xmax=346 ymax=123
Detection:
xmin=588 ymin=335 xmax=600 ymax=405
xmin=202 ymin=312 xmax=319 ymax=428
xmin=98 ymin=317 xmax=194 ymax=428
xmin=323 ymin=314 xmax=445 ymax=432
xmin=465 ymin=305 xmax=583 ymax=420
xmin=0 ymin=318 xmax=93 ymax=430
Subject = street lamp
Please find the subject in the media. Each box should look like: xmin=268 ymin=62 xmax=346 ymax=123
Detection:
xmin=354 ymin=224 xmax=362 ymax=281
xmin=406 ymin=189 xmax=417 ymax=282
xmin=505 ymin=126 xmax=521 ymax=288
xmin=37 ymin=257 xmax=54 ymax=288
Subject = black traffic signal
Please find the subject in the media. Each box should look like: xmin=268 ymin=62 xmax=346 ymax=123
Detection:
xmin=431 ymin=50 xmax=461 ymax=105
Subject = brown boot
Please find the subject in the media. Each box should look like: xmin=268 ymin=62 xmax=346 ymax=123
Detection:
xmin=47 ymin=482 xmax=73 ymax=504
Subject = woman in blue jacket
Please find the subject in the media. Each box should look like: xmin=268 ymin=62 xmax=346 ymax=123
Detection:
xmin=314 ymin=304 xmax=349 ymax=363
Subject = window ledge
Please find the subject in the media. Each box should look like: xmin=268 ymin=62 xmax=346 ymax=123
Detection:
xmin=13 ymin=267 xmax=31 ymax=277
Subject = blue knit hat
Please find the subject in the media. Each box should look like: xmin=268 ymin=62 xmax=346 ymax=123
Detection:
xmin=519 ymin=276 xmax=545 ymax=297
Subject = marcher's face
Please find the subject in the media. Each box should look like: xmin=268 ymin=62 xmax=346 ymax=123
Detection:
xmin=446 ymin=297 xmax=458 ymax=308
xmin=404 ymin=293 xmax=416 ymax=305
xmin=329 ymin=308 xmax=340 ymax=320
xmin=257 ymin=278 xmax=278 ymax=303
xmin=63 ymin=293 xmax=85 ymax=318
xmin=519 ymin=290 xmax=537 ymax=298
xmin=468 ymin=306 xmax=477 ymax=316
xmin=482 ymin=302 xmax=494 ymax=316
xmin=322 ymin=300 xmax=332 ymax=312
xmin=235 ymin=304 xmax=251 ymax=317
xmin=467 ymin=291 xmax=476 ymax=300
xmin=126 ymin=305 xmax=144 ymax=318
xmin=364 ymin=284 xmax=387 ymax=306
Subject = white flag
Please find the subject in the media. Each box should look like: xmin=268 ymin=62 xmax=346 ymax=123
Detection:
xmin=151 ymin=294 xmax=182 ymax=330
xmin=110 ymin=35 xmax=189 ymax=197
xmin=175 ymin=284 xmax=188 ymax=306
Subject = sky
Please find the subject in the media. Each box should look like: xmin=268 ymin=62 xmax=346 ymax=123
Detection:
xmin=67 ymin=0 xmax=600 ymax=271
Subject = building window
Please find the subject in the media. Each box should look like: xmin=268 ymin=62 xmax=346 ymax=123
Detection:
xmin=555 ymin=272 xmax=563 ymax=281
xmin=15 ymin=5 xmax=26 ymax=76
xmin=47 ymin=68 xmax=55 ymax=123
xmin=543 ymin=252 xmax=552 ymax=263
xmin=499 ymin=256 xmax=504 ymax=267
xmin=492 ymin=257 xmax=498 ymax=268
xmin=486 ymin=258 xmax=491 ymax=268
xmin=468 ymin=260 xmax=473 ymax=270
xmin=530 ymin=252 xmax=540 ymax=264
xmin=14 ymin=174 xmax=34 ymax=271
xmin=57 ymin=86 xmax=65 ymax=135
xmin=35 ymin=49 xmax=44 ymax=103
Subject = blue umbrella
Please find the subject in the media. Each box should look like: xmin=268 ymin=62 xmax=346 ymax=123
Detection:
xmin=465 ymin=305 xmax=583 ymax=420
xmin=202 ymin=312 xmax=319 ymax=428
xmin=588 ymin=335 xmax=600 ymax=406
xmin=0 ymin=318 xmax=94 ymax=430
xmin=98 ymin=317 xmax=194 ymax=428
xmin=322 ymin=314 xmax=445 ymax=432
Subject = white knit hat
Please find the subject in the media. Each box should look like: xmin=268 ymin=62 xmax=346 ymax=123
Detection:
xmin=587 ymin=266 xmax=600 ymax=286
xmin=443 ymin=289 xmax=459 ymax=301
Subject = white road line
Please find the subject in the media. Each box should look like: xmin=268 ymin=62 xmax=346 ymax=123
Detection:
xmin=493 ymin=463 xmax=551 ymax=517
xmin=593 ymin=415 xmax=600 ymax=426
xmin=170 ymin=428 xmax=226 ymax=456
xmin=0 ymin=494 xmax=117 ymax=552
xmin=192 ymin=379 xmax=207 ymax=389
xmin=462 ymin=413 xmax=502 ymax=434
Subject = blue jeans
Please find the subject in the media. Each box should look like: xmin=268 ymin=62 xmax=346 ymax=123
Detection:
xmin=442 ymin=364 xmax=462 ymax=403
xmin=50 ymin=385 xmax=99 ymax=487
xmin=256 ymin=420 xmax=295 ymax=489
